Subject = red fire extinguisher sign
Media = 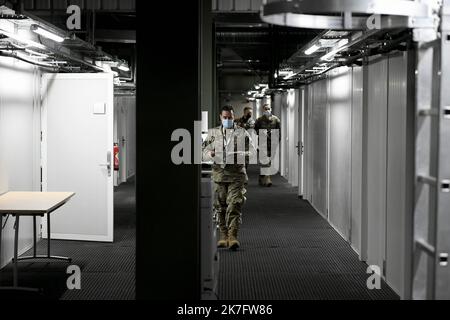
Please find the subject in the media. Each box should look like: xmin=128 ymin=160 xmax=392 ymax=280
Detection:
xmin=114 ymin=143 xmax=119 ymax=171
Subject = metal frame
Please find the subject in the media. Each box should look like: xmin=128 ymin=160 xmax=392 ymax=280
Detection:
xmin=435 ymin=0 xmax=450 ymax=299
xmin=0 ymin=205 xmax=71 ymax=293
xmin=261 ymin=0 xmax=438 ymax=31
xmin=412 ymin=0 xmax=450 ymax=300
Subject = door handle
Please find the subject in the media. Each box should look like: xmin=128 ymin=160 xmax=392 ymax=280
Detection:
xmin=99 ymin=151 xmax=112 ymax=177
xmin=295 ymin=142 xmax=304 ymax=156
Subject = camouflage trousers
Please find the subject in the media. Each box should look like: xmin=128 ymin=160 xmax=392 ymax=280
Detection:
xmin=214 ymin=181 xmax=247 ymax=233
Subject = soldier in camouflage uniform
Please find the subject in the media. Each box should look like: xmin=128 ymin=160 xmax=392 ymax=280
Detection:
xmin=202 ymin=105 xmax=256 ymax=250
xmin=236 ymin=107 xmax=255 ymax=130
xmin=255 ymin=104 xmax=281 ymax=187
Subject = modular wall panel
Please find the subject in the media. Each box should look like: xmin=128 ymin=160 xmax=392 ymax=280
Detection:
xmin=311 ymin=80 xmax=328 ymax=217
xmin=386 ymin=52 xmax=410 ymax=297
xmin=288 ymin=89 xmax=298 ymax=186
xmin=280 ymin=92 xmax=288 ymax=178
xmin=304 ymin=86 xmax=313 ymax=202
xmin=328 ymin=67 xmax=352 ymax=240
xmin=291 ymin=89 xmax=299 ymax=187
xmin=366 ymin=56 xmax=388 ymax=272
xmin=351 ymin=66 xmax=364 ymax=254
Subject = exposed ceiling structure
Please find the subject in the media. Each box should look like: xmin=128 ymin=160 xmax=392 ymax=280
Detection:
xmin=278 ymin=28 xmax=412 ymax=86
xmin=259 ymin=0 xmax=439 ymax=86
xmin=214 ymin=11 xmax=320 ymax=94
xmin=214 ymin=0 xmax=438 ymax=92
xmin=0 ymin=0 xmax=135 ymax=93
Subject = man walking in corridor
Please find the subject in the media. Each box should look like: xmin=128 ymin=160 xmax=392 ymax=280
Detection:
xmin=236 ymin=106 xmax=255 ymax=130
xmin=202 ymin=105 xmax=256 ymax=250
xmin=255 ymin=104 xmax=281 ymax=187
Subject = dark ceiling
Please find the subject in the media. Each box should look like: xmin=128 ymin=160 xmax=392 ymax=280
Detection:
xmin=214 ymin=12 xmax=320 ymax=87
xmin=15 ymin=0 xmax=136 ymax=80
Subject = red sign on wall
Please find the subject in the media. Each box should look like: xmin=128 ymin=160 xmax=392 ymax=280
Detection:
xmin=114 ymin=143 xmax=119 ymax=171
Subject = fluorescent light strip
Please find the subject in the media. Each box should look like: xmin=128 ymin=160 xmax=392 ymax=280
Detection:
xmin=320 ymin=38 xmax=349 ymax=61
xmin=31 ymin=25 xmax=64 ymax=43
xmin=304 ymin=44 xmax=320 ymax=55
xmin=283 ymin=71 xmax=295 ymax=80
xmin=0 ymin=31 xmax=46 ymax=49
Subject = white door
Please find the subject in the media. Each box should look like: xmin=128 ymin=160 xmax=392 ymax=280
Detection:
xmin=41 ymin=73 xmax=114 ymax=242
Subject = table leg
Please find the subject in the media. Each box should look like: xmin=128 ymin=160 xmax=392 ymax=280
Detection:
xmin=0 ymin=215 xmax=39 ymax=293
xmin=47 ymin=213 xmax=50 ymax=258
xmin=0 ymin=215 xmax=3 ymax=284
xmin=16 ymin=214 xmax=71 ymax=262
xmin=13 ymin=215 xmax=19 ymax=287
xmin=33 ymin=216 xmax=37 ymax=258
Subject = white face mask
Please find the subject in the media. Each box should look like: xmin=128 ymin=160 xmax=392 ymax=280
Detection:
xmin=263 ymin=111 xmax=271 ymax=117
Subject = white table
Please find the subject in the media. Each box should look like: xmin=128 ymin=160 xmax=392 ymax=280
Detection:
xmin=0 ymin=192 xmax=75 ymax=292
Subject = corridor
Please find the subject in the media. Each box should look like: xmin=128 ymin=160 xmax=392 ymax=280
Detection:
xmin=218 ymin=167 xmax=399 ymax=300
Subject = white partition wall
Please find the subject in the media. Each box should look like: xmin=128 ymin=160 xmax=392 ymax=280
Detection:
xmin=300 ymin=57 xmax=414 ymax=298
xmin=0 ymin=57 xmax=41 ymax=268
xmin=310 ymin=80 xmax=328 ymax=218
xmin=280 ymin=92 xmax=288 ymax=178
xmin=385 ymin=52 xmax=414 ymax=297
xmin=351 ymin=66 xmax=364 ymax=255
xmin=365 ymin=56 xmax=388 ymax=275
xmin=298 ymin=87 xmax=305 ymax=197
xmin=304 ymin=85 xmax=313 ymax=203
xmin=328 ymin=67 xmax=353 ymax=240
xmin=288 ymin=89 xmax=299 ymax=187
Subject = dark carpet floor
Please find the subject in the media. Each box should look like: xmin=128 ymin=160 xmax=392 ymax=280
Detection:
xmin=217 ymin=166 xmax=399 ymax=300
xmin=0 ymin=179 xmax=136 ymax=300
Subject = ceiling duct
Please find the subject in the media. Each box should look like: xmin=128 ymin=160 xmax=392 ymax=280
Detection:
xmin=260 ymin=0 xmax=439 ymax=37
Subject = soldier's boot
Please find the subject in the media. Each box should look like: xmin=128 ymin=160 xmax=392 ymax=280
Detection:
xmin=228 ymin=228 xmax=240 ymax=251
xmin=261 ymin=175 xmax=269 ymax=186
xmin=217 ymin=228 xmax=228 ymax=248
xmin=258 ymin=175 xmax=264 ymax=186
xmin=266 ymin=175 xmax=273 ymax=187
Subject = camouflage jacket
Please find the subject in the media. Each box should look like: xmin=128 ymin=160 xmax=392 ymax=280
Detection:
xmin=254 ymin=115 xmax=281 ymax=156
xmin=236 ymin=116 xmax=256 ymax=130
xmin=202 ymin=124 xmax=257 ymax=183
xmin=255 ymin=114 xmax=281 ymax=131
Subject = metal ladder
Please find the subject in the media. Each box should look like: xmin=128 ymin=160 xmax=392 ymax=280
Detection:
xmin=413 ymin=0 xmax=450 ymax=300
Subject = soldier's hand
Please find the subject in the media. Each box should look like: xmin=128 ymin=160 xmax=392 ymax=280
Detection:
xmin=210 ymin=150 xmax=215 ymax=158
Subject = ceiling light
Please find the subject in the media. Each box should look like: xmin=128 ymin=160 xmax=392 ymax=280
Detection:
xmin=320 ymin=52 xmax=335 ymax=61
xmin=337 ymin=38 xmax=349 ymax=48
xmin=304 ymin=44 xmax=320 ymax=55
xmin=30 ymin=24 xmax=64 ymax=43
xmin=283 ymin=71 xmax=296 ymax=80
xmin=320 ymin=38 xmax=349 ymax=61
xmin=118 ymin=64 xmax=130 ymax=72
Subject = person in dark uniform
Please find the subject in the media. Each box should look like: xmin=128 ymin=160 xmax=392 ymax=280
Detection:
xmin=236 ymin=107 xmax=255 ymax=130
